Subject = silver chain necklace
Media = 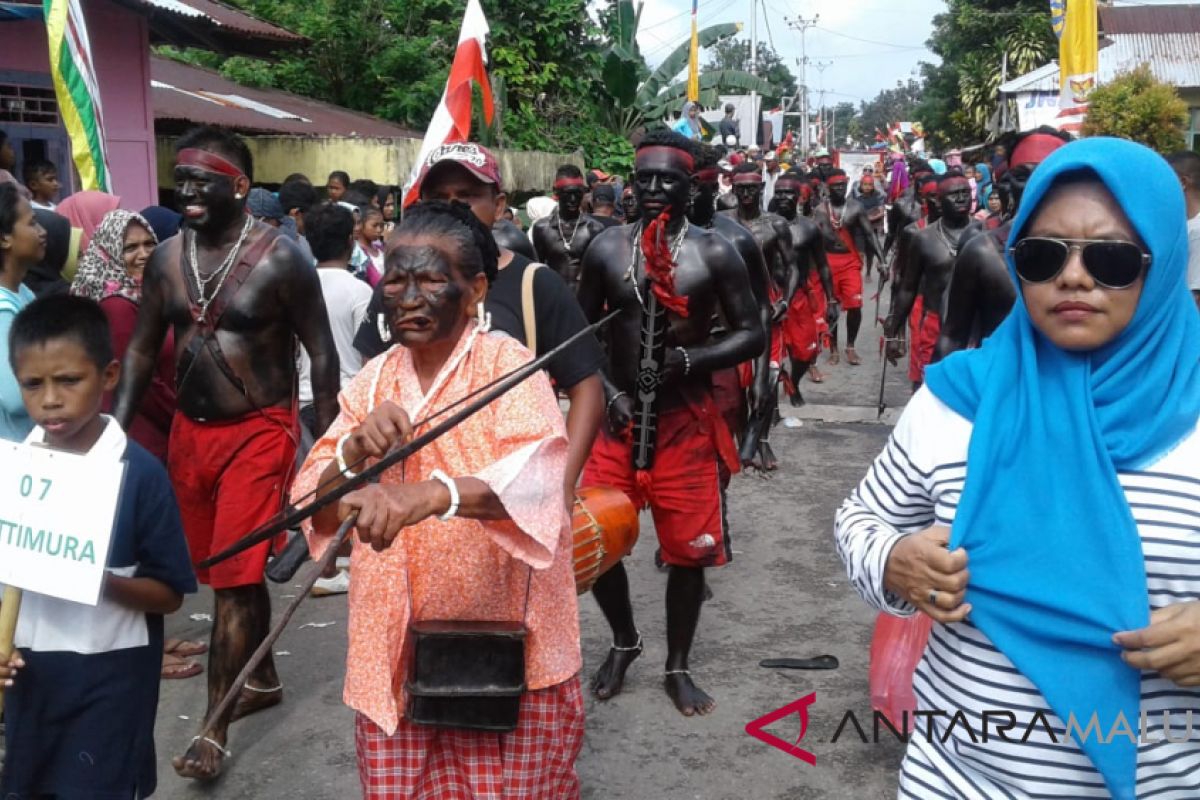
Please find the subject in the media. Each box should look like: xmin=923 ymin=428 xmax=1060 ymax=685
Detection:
xmin=188 ymin=214 xmax=254 ymax=321
xmin=556 ymin=211 xmax=582 ymax=251
xmin=624 ymin=218 xmax=689 ymax=311
xmin=932 ymin=218 xmax=962 ymax=257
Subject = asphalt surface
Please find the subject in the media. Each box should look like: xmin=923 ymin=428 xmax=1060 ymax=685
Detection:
xmin=151 ymin=292 xmax=915 ymax=799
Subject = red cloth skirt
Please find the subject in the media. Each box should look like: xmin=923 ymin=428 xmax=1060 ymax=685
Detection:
xmin=167 ymin=408 xmax=297 ymax=588
xmin=808 ymin=271 xmax=830 ymax=353
xmin=783 ymin=289 xmax=819 ymax=362
xmin=581 ymin=391 xmax=737 ymax=568
xmin=907 ymin=296 xmax=941 ymax=384
xmin=355 ymin=677 xmax=585 ymax=799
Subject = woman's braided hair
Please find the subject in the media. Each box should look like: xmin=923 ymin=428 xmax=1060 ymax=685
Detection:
xmin=398 ymin=199 xmax=500 ymax=284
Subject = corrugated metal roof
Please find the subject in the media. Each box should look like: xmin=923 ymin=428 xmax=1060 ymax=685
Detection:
xmin=112 ymin=0 xmax=305 ymax=57
xmin=1000 ymin=30 xmax=1200 ymax=94
xmin=1099 ymin=4 xmax=1200 ymax=35
xmin=151 ymin=56 xmax=419 ymax=138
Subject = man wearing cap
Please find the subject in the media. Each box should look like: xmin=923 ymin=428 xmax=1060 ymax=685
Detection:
xmin=812 ymin=167 xmax=883 ymax=365
xmin=933 ymin=128 xmax=1069 ymax=360
xmin=884 ymin=170 xmax=979 ymax=388
xmin=114 ymin=126 xmax=340 ymax=780
xmin=531 ymin=164 xmax=610 ymax=292
xmin=353 ymin=142 xmax=606 ymax=504
xmin=761 ymin=152 xmax=781 ymax=211
xmin=577 ymin=129 xmax=762 ymax=717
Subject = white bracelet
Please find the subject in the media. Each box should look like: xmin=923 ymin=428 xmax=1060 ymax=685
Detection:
xmin=429 ymin=469 xmax=459 ymax=521
xmin=674 ymin=346 xmax=691 ymax=377
xmin=336 ymin=433 xmax=361 ymax=478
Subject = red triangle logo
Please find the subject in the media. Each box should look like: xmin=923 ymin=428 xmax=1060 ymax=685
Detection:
xmin=744 ymin=692 xmax=818 ymax=765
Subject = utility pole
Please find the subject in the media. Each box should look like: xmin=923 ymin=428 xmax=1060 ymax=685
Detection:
xmin=749 ymin=0 xmax=759 ymax=147
xmin=814 ymin=59 xmax=831 ymax=148
xmin=785 ymin=14 xmax=818 ymax=156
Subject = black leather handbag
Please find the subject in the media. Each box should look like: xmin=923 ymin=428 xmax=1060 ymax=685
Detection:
xmin=404 ymin=569 xmax=532 ymax=732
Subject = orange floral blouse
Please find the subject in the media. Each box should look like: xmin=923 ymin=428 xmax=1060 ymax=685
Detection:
xmin=293 ymin=326 xmax=581 ymax=735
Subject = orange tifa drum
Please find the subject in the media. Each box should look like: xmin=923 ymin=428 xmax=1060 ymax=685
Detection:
xmin=572 ymin=487 xmax=639 ymax=594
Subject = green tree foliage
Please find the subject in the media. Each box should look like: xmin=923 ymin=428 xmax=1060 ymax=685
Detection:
xmin=917 ymin=0 xmax=1056 ymax=147
xmin=854 ymin=80 xmax=924 ymax=144
xmin=1081 ymin=64 xmax=1188 ymax=155
xmin=704 ymin=40 xmax=797 ymax=107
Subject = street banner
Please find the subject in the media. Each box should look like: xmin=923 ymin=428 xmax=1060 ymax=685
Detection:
xmin=1054 ymin=0 xmax=1097 ymax=130
xmin=0 ymin=442 xmax=123 ymax=606
xmin=687 ymin=0 xmax=700 ymax=103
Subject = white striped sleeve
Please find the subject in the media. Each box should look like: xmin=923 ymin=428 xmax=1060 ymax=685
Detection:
xmin=834 ymin=388 xmax=970 ymax=616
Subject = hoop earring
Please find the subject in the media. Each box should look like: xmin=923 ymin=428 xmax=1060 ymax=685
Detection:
xmin=376 ymin=313 xmax=392 ymax=344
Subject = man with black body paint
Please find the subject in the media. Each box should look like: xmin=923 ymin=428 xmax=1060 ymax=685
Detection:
xmin=577 ymin=130 xmax=763 ymax=717
xmin=113 ymin=126 xmax=339 ymax=781
xmin=531 ymin=164 xmax=609 ymax=291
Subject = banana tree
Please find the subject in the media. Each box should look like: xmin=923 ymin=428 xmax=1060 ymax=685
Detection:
xmin=599 ymin=1 xmax=776 ymax=138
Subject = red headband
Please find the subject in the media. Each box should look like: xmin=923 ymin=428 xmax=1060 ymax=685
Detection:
xmin=693 ymin=167 xmax=720 ymax=183
xmin=553 ymin=177 xmax=586 ymax=190
xmin=919 ymin=181 xmax=939 ymax=196
xmin=826 ymin=175 xmax=848 ymax=186
xmin=732 ymin=172 xmax=764 ymax=185
xmin=1010 ymin=133 xmax=1064 ymax=168
xmin=177 ymin=148 xmax=246 ymax=180
xmin=938 ymin=176 xmax=971 ymax=191
xmin=860 ymin=176 xmax=875 ymax=186
xmin=773 ymin=177 xmax=803 ymax=191
xmin=636 ymin=145 xmax=695 ymax=173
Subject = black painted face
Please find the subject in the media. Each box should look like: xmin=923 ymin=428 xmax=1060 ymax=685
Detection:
xmin=380 ymin=237 xmax=471 ymax=349
xmin=175 ymin=164 xmax=246 ymax=233
xmin=557 ymin=186 xmax=584 ymax=218
xmin=773 ymin=186 xmax=798 ymax=217
xmin=1005 ymin=164 xmax=1035 ymax=211
xmin=622 ymin=190 xmax=638 ymax=218
xmin=828 ymin=182 xmax=848 ymax=204
xmin=634 ymin=151 xmax=692 ymax=222
xmin=688 ymin=177 xmax=719 ymax=222
xmin=939 ymin=182 xmax=974 ymax=219
xmin=733 ymin=181 xmax=763 ymax=209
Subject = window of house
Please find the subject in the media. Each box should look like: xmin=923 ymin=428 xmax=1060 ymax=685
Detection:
xmin=1191 ymin=108 xmax=1200 ymax=153
xmin=0 ymin=83 xmax=59 ymax=126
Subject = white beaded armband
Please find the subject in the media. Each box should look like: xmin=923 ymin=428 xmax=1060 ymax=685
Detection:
xmin=429 ymin=469 xmax=460 ymax=521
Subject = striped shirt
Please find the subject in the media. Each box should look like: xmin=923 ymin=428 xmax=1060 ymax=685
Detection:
xmin=835 ymin=387 xmax=1200 ymax=799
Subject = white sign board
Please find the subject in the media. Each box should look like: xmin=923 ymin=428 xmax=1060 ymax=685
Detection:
xmin=838 ymin=151 xmax=884 ymax=179
xmin=0 ymin=442 xmax=124 ymax=606
xmin=1016 ymin=92 xmax=1065 ymax=133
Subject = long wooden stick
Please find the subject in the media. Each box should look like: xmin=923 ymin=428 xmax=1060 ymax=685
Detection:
xmin=0 ymin=585 xmax=22 ymax=715
xmin=193 ymin=516 xmax=355 ymax=740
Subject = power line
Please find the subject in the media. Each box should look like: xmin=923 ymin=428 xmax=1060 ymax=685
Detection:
xmin=813 ymin=25 xmax=926 ymax=49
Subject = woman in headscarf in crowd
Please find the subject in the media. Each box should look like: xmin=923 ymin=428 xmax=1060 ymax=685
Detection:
xmin=57 ymin=190 xmax=120 ymax=251
xmin=673 ymin=101 xmax=703 ymax=141
xmin=974 ymin=162 xmax=993 ymax=213
xmin=139 ymin=205 xmax=182 ymax=243
xmin=0 ymin=182 xmax=44 ymax=442
xmin=836 ymin=138 xmax=1200 ymax=799
xmin=888 ymin=153 xmax=909 ymax=203
xmin=23 ymin=209 xmax=74 ymax=297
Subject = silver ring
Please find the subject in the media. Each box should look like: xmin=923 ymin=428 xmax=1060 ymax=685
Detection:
xmin=928 ymin=589 xmax=938 ymax=605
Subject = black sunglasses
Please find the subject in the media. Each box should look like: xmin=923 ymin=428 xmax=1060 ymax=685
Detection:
xmin=1008 ymin=237 xmax=1151 ymax=290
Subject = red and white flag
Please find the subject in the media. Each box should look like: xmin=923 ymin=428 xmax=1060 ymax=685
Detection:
xmin=403 ymin=0 xmax=494 ymax=207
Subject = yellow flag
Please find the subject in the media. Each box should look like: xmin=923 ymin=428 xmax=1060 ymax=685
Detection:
xmin=687 ymin=0 xmax=699 ymax=103
xmin=1058 ymin=0 xmax=1097 ymax=112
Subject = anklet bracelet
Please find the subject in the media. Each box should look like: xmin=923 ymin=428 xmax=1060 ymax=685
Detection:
xmin=611 ymin=633 xmax=643 ymax=652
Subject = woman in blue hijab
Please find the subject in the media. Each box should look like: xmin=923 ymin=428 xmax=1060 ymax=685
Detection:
xmin=974 ymin=161 xmax=992 ymax=209
xmin=836 ymin=138 xmax=1200 ymax=799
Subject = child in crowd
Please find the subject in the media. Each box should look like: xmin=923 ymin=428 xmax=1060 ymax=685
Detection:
xmin=354 ymin=204 xmax=386 ymax=286
xmin=22 ymin=160 xmax=60 ymax=211
xmin=325 ymin=170 xmax=349 ymax=203
xmin=0 ymin=294 xmax=196 ymax=799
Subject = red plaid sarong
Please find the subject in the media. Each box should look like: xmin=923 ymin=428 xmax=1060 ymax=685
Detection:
xmin=355 ymin=677 xmax=585 ymax=799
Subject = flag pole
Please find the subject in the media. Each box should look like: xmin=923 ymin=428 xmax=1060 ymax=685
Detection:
xmin=0 ymin=586 xmax=22 ymax=714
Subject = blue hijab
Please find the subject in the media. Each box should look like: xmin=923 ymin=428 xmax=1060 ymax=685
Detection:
xmin=924 ymin=138 xmax=1200 ymax=799
xmin=974 ymin=162 xmax=992 ymax=206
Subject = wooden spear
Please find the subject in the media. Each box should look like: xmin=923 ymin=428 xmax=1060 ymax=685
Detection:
xmin=0 ymin=585 xmax=22 ymax=715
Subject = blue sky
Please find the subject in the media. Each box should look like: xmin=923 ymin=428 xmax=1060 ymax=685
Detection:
xmin=603 ymin=0 xmax=1196 ymax=111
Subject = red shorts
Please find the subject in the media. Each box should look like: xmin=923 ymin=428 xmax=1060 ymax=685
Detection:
xmin=827 ymin=250 xmax=864 ymax=310
xmin=782 ymin=290 xmax=819 ymax=362
xmin=356 ymin=677 xmax=584 ymax=799
xmin=808 ymin=273 xmax=830 ymax=352
xmin=168 ymin=407 xmax=297 ymax=589
xmin=907 ymin=296 xmax=941 ymax=384
xmin=581 ymin=392 xmax=737 ymax=568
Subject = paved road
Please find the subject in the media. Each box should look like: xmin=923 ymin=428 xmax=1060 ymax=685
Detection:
xmin=152 ymin=301 xmax=914 ymax=799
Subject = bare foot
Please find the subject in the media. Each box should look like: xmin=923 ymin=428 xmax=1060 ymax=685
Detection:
xmin=172 ymin=735 xmax=228 ymax=781
xmin=827 ymin=349 xmax=840 ymax=366
xmin=230 ymin=683 xmax=283 ymax=723
xmin=161 ymin=653 xmax=203 ymax=680
xmin=591 ymin=639 xmax=642 ymax=700
xmin=808 ymin=365 xmax=825 ymax=383
xmin=759 ymin=441 xmax=779 ymax=471
xmin=665 ymin=671 xmax=716 ymax=716
xmin=845 ymin=347 xmax=862 ymax=366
